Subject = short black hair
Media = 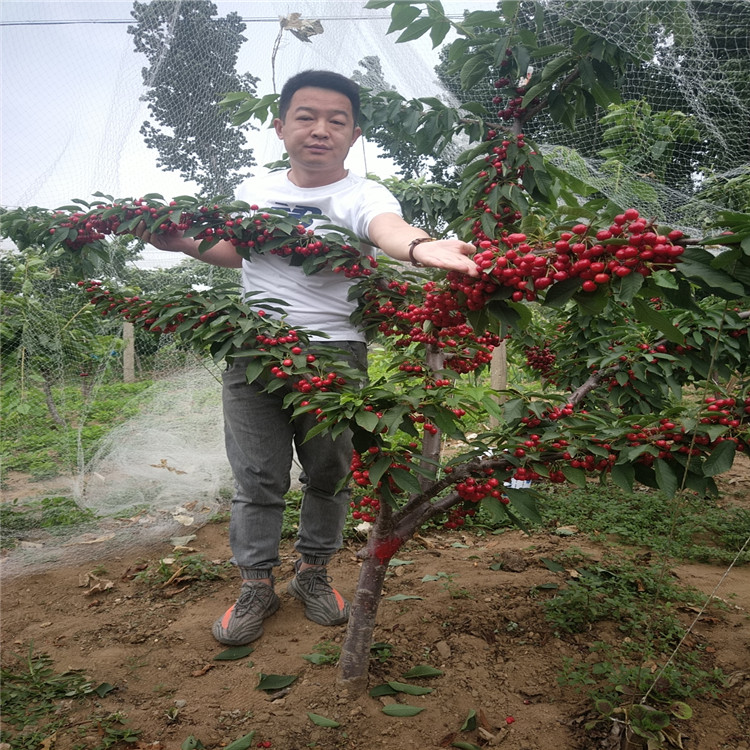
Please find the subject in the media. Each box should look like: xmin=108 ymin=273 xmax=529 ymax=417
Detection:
xmin=278 ymin=70 xmax=360 ymax=124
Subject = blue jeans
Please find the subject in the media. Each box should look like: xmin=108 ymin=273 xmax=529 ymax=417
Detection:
xmin=222 ymin=341 xmax=367 ymax=580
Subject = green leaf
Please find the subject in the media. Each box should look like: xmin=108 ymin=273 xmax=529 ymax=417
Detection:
xmin=464 ymin=10 xmax=506 ymax=28
xmin=368 ymin=454 xmax=395 ymax=489
xmin=387 ymin=2 xmax=421 ymax=33
xmin=669 ymin=701 xmax=693 ymax=720
xmin=301 ymin=652 xmax=334 ymax=665
xmin=505 ymin=488 xmax=542 ymax=523
xmin=521 ymin=80 xmax=550 ymax=108
xmin=355 ymin=409 xmax=380 ymax=432
xmin=542 ymin=276 xmax=581 ymax=308
xmin=397 ymin=17 xmax=434 ymax=44
xmin=390 ymin=467 xmax=423 ymax=496
xmin=451 ymin=742 xmax=483 ymax=750
xmin=460 ymin=55 xmax=490 ymax=91
xmin=501 ymin=0 xmax=520 ymax=22
xmin=678 ymin=248 xmax=746 ymax=297
xmin=631 ymin=298 xmax=686 ymax=345
xmin=382 ymin=704 xmax=425 ymax=717
xmin=93 ymin=682 xmax=115 ymax=698
xmin=610 ymin=463 xmax=635 ymax=493
xmin=540 ymin=557 xmax=566 ymax=573
xmin=224 ymin=732 xmax=257 ymax=750
xmin=389 ymin=558 xmax=414 ymax=566
xmin=653 ymin=458 xmax=678 ymax=499
xmin=307 ymin=712 xmax=340 ymax=728
xmin=243 ymin=359 xmax=265 ymax=385
xmin=387 ymin=680 xmax=434 ymax=696
xmin=541 ymin=53 xmax=576 ymax=81
xmin=370 ymin=683 xmax=398 ymax=697
xmin=460 ymin=708 xmax=477 ymax=731
xmin=561 ymin=464 xmax=587 ymax=488
xmin=703 ymin=439 xmax=736 ymax=477
xmin=429 ymin=19 xmax=451 ymax=47
xmin=402 ymin=665 xmax=444 ymax=679
xmin=380 ymin=405 xmax=411 ymax=436
xmin=256 ymin=673 xmax=297 ymax=692
xmin=214 ymin=645 xmax=254 ymax=661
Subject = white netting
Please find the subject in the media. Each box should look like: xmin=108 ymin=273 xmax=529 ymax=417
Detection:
xmin=1 ymin=0 xmax=747 ymax=571
xmin=443 ymin=0 xmax=750 ymax=231
xmin=77 ymin=365 xmax=228 ymax=517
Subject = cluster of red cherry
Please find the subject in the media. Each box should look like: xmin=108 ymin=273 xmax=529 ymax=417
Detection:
xmin=349 ymin=449 xmax=415 ymax=523
xmin=450 ymin=209 xmax=686 ymax=311
xmin=522 ymin=342 xmax=557 ymax=378
xmin=364 ymin=280 xmax=501 ymax=375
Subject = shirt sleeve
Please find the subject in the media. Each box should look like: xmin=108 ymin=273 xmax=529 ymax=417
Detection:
xmin=356 ymin=180 xmax=403 ymax=241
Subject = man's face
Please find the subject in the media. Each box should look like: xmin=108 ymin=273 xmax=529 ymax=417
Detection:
xmin=274 ymin=87 xmax=362 ymax=179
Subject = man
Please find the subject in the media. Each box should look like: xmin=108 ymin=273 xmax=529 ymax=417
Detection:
xmin=138 ymin=70 xmax=478 ymax=646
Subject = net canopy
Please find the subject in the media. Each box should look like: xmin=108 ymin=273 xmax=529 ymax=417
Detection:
xmin=446 ymin=0 xmax=750 ymax=229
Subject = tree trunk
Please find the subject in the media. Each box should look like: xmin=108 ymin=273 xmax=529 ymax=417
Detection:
xmin=40 ymin=373 xmax=66 ymax=427
xmin=337 ymin=501 xmax=403 ymax=694
xmin=419 ymin=345 xmax=444 ymax=489
xmin=123 ymin=322 xmax=135 ymax=383
xmin=337 ymin=550 xmax=392 ymax=695
xmin=489 ymin=338 xmax=508 ymax=427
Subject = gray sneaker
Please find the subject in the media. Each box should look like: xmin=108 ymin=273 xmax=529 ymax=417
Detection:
xmin=212 ymin=581 xmax=280 ymax=646
xmin=287 ymin=565 xmax=350 ymax=626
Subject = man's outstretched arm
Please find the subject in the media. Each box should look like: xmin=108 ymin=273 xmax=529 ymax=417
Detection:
xmin=368 ymin=212 xmax=479 ymax=277
xmin=134 ymin=222 xmax=243 ymax=268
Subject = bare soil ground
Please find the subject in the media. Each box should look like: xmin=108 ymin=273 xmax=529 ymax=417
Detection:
xmin=2 ymin=464 xmax=750 ymax=750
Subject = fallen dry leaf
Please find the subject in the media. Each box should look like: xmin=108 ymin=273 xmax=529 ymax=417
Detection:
xmin=79 ymin=571 xmax=115 ymax=595
xmin=150 ymin=459 xmax=187 ymax=475
xmin=84 ymin=581 xmax=114 ymax=595
xmin=438 ymin=731 xmax=457 ymax=747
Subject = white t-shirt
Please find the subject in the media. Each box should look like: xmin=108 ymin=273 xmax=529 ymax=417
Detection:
xmin=235 ymin=170 xmax=402 ymax=342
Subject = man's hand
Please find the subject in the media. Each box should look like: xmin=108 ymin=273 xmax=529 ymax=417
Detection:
xmin=129 ymin=220 xmax=243 ymax=268
xmin=132 ymin=220 xmax=189 ymax=253
xmin=410 ymin=238 xmax=479 ymax=277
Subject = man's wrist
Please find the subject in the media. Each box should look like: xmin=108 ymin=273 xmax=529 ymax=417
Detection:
xmin=407 ymin=236 xmax=436 ymax=267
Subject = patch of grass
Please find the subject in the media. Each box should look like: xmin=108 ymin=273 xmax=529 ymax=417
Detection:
xmin=301 ymin=640 xmax=341 ymax=665
xmin=0 ymin=645 xmax=140 ymax=750
xmin=1 ymin=496 xmax=97 ymax=530
xmin=134 ymin=551 xmax=230 ymax=587
xmin=1 ymin=379 xmax=153 ymax=479
xmin=370 ymin=641 xmax=394 ymax=664
xmin=207 ymin=508 xmax=232 ymax=524
xmin=0 ymin=496 xmax=98 ymax=550
xmin=547 ymin=549 xmax=727 ymax=744
xmin=537 ymin=483 xmax=750 ymax=565
xmin=543 ymin=554 xmax=700 ymax=642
